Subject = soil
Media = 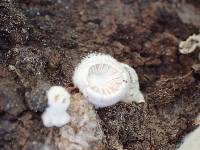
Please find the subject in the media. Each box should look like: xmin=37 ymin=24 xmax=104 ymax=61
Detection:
xmin=0 ymin=0 xmax=200 ymax=150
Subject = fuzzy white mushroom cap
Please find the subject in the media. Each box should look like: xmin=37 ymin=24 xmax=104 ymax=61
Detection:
xmin=73 ymin=53 xmax=130 ymax=107
xmin=73 ymin=53 xmax=144 ymax=107
xmin=177 ymin=126 xmax=200 ymax=150
xmin=42 ymin=86 xmax=70 ymax=127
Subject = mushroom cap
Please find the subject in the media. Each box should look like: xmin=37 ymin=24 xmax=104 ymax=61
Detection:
xmin=47 ymin=86 xmax=70 ymax=108
xmin=73 ymin=53 xmax=130 ymax=107
xmin=122 ymin=63 xmax=138 ymax=83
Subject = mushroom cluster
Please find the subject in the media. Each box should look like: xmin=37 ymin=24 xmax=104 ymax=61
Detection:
xmin=73 ymin=53 xmax=144 ymax=107
xmin=41 ymin=53 xmax=144 ymax=128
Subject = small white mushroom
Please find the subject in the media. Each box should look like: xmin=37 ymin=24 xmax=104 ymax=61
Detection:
xmin=73 ymin=53 xmax=144 ymax=107
xmin=179 ymin=34 xmax=200 ymax=54
xmin=121 ymin=63 xmax=145 ymax=103
xmin=41 ymin=86 xmax=70 ymax=127
xmin=177 ymin=125 xmax=200 ymax=150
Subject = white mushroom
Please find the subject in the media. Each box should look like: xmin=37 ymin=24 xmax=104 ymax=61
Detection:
xmin=121 ymin=63 xmax=145 ymax=103
xmin=73 ymin=53 xmax=144 ymax=108
xmin=41 ymin=86 xmax=70 ymax=127
xmin=179 ymin=34 xmax=200 ymax=54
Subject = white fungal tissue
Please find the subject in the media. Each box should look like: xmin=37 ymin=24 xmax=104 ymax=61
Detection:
xmin=121 ymin=63 xmax=144 ymax=103
xmin=179 ymin=33 xmax=200 ymax=54
xmin=42 ymin=86 xmax=70 ymax=127
xmin=177 ymin=125 xmax=200 ymax=150
xmin=73 ymin=53 xmax=144 ymax=107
